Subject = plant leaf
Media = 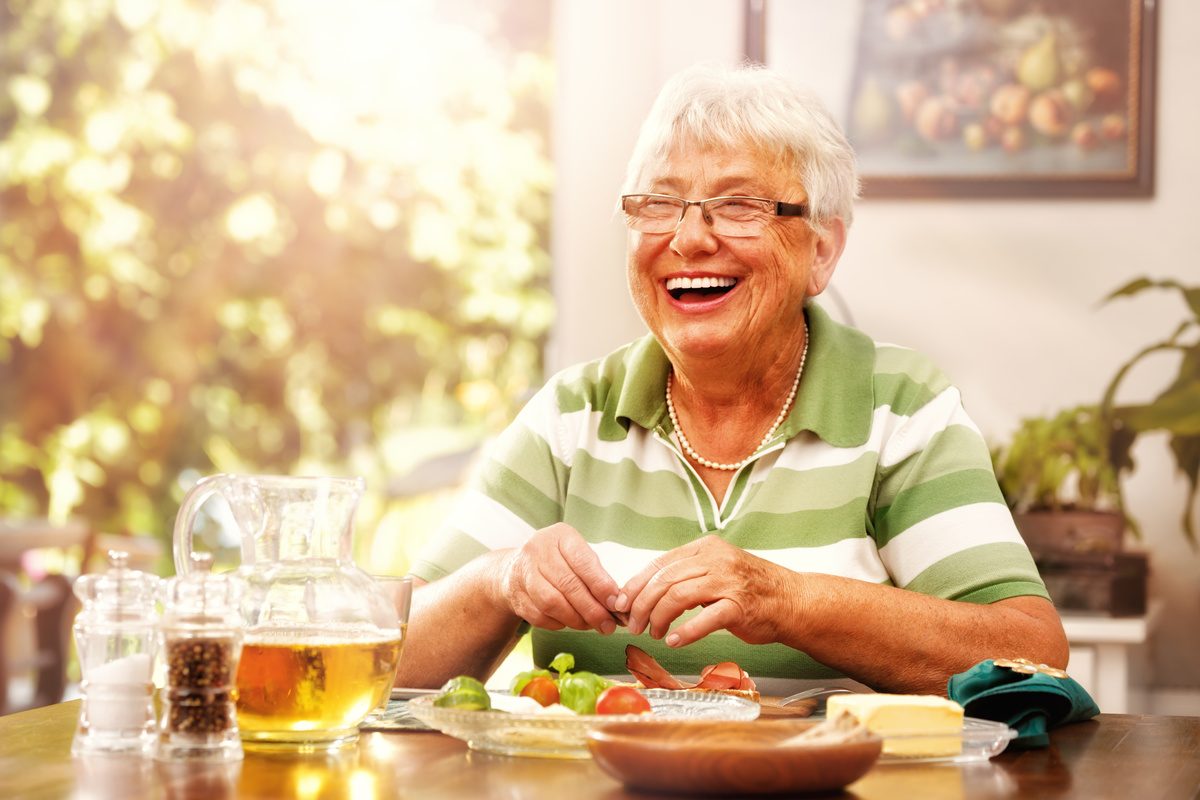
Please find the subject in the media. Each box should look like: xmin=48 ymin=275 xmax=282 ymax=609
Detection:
xmin=1100 ymin=276 xmax=1157 ymax=304
xmin=1169 ymin=434 xmax=1200 ymax=549
xmin=1100 ymin=340 xmax=1189 ymax=421
xmin=1186 ymin=288 xmax=1200 ymax=320
xmin=1100 ymin=277 xmax=1200 ymax=319
xmin=1116 ymin=384 xmax=1200 ymax=436
xmin=1107 ymin=424 xmax=1137 ymax=474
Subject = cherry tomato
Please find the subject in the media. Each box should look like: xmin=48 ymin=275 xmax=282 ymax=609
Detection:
xmin=519 ymin=675 xmax=560 ymax=707
xmin=595 ymin=685 xmax=652 ymax=715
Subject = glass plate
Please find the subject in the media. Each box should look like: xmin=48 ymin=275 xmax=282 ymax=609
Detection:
xmin=829 ymin=716 xmax=1017 ymax=764
xmin=407 ymin=689 xmax=760 ymax=759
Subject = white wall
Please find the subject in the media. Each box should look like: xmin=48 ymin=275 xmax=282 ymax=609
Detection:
xmin=548 ymin=0 xmax=748 ymax=371
xmin=551 ymin=0 xmax=1199 ymax=691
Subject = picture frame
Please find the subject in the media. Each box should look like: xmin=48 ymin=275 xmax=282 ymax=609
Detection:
xmin=744 ymin=0 xmax=1157 ymax=198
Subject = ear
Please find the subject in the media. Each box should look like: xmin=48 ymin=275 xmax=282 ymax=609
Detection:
xmin=806 ymin=217 xmax=847 ymax=298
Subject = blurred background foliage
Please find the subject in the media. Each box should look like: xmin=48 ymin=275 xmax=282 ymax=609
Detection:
xmin=0 ymin=0 xmax=554 ymax=575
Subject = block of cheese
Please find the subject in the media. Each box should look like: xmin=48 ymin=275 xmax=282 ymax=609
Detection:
xmin=825 ymin=694 xmax=964 ymax=757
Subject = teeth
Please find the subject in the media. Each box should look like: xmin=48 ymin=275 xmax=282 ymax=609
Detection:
xmin=665 ymin=276 xmax=736 ymax=291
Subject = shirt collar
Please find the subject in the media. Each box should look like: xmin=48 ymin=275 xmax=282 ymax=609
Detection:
xmin=613 ymin=301 xmax=876 ymax=447
xmin=612 ymin=335 xmax=672 ymax=436
xmin=779 ymin=301 xmax=875 ymax=447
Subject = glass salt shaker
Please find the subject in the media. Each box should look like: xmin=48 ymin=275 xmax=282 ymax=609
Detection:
xmin=72 ymin=550 xmax=161 ymax=756
xmin=155 ymin=552 xmax=245 ymax=762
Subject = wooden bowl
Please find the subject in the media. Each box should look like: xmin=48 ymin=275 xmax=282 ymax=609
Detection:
xmin=587 ymin=719 xmax=882 ymax=795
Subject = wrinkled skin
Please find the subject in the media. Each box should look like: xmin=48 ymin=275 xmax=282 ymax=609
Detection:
xmin=497 ymin=523 xmax=620 ymax=634
xmin=620 ymin=534 xmax=791 ymax=647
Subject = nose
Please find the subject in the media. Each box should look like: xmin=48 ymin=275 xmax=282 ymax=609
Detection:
xmin=669 ymin=203 xmax=718 ymax=258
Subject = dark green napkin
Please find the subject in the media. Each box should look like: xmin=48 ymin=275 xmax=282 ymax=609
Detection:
xmin=947 ymin=659 xmax=1099 ymax=749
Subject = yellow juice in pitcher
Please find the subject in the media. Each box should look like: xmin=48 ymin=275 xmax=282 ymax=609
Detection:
xmin=235 ymin=629 xmax=403 ymax=745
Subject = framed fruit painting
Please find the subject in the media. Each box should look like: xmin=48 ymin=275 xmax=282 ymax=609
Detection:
xmin=745 ymin=0 xmax=1157 ymax=198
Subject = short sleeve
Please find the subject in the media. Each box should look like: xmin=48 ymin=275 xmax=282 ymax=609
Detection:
xmin=409 ymin=380 xmax=570 ymax=582
xmin=872 ymin=384 xmax=1049 ymax=604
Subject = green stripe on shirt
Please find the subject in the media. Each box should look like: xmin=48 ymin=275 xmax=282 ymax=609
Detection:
xmin=412 ymin=302 xmax=1049 ymax=681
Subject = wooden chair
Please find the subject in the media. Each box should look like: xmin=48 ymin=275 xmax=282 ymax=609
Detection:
xmin=0 ymin=518 xmax=93 ymax=715
xmin=0 ymin=571 xmax=76 ymax=715
xmin=1 ymin=523 xmax=169 ymax=714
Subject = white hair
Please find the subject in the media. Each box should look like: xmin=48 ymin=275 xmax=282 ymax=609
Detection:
xmin=622 ymin=63 xmax=860 ymax=230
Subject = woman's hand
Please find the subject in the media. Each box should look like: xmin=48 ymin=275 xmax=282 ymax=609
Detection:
xmin=496 ymin=523 xmax=621 ymax=634
xmin=617 ymin=534 xmax=796 ymax=647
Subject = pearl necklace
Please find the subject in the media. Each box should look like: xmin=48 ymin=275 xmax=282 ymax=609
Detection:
xmin=665 ymin=324 xmax=809 ymax=472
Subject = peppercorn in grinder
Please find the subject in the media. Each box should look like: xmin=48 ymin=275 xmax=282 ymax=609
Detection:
xmin=155 ymin=552 xmax=245 ymax=762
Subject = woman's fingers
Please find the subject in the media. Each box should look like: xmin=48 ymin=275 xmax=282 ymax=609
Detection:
xmin=504 ymin=524 xmax=620 ymax=633
xmin=555 ymin=531 xmax=621 ymax=627
xmin=539 ymin=560 xmax=615 ymax=632
xmin=616 ymin=537 xmax=707 ymax=617
xmin=619 ymin=538 xmax=784 ymax=644
xmin=663 ymin=598 xmax=740 ymax=647
xmin=625 ymin=558 xmax=709 ymax=636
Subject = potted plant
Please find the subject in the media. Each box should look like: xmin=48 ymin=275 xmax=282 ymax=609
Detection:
xmin=992 ymin=405 xmax=1149 ymax=615
xmin=1099 ymin=277 xmax=1200 ymax=549
xmin=988 ymin=277 xmax=1198 ymax=616
xmin=991 ymin=404 xmax=1126 ymax=556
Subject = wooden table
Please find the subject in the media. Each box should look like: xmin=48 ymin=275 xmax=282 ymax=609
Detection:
xmin=1 ymin=701 xmax=1196 ymax=799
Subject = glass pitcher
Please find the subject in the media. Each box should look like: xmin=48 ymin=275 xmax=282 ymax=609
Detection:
xmin=173 ymin=474 xmax=405 ymax=750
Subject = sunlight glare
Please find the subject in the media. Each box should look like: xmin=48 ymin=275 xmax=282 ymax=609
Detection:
xmin=7 ymin=75 xmax=52 ymax=116
xmin=307 ymin=148 xmax=346 ymax=197
xmin=226 ymin=193 xmax=279 ymax=242
xmin=84 ymin=110 xmax=126 ymax=154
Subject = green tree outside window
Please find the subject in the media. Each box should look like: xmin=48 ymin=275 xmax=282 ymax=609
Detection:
xmin=0 ymin=0 xmax=554 ymax=574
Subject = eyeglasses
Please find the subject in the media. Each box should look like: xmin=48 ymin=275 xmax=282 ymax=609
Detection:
xmin=620 ymin=193 xmax=807 ymax=237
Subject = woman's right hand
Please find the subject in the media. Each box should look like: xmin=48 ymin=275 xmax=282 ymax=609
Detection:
xmin=494 ymin=523 xmax=620 ymax=634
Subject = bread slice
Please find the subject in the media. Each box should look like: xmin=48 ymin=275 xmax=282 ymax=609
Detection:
xmin=689 ymin=686 xmax=761 ymax=702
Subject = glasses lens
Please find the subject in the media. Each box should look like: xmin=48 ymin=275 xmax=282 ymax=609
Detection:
xmin=706 ymin=198 xmax=774 ymax=237
xmin=623 ymin=195 xmax=683 ymax=233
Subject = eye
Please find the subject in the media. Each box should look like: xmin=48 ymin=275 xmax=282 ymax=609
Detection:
xmin=636 ymin=197 xmax=681 ymax=218
xmin=711 ymin=198 xmax=769 ymax=218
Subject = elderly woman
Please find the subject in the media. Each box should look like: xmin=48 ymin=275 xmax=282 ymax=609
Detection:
xmin=398 ymin=64 xmax=1067 ymax=695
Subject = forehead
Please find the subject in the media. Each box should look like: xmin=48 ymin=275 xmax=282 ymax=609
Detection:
xmin=638 ymin=139 xmax=800 ymax=197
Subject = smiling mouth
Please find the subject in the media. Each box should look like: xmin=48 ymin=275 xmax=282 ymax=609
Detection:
xmin=665 ymin=275 xmax=738 ymax=301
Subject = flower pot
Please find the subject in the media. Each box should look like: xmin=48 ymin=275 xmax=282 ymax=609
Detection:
xmin=1012 ymin=509 xmax=1125 ymax=557
xmin=1034 ymin=550 xmax=1149 ymax=617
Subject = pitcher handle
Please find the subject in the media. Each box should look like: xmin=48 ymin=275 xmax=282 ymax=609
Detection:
xmin=173 ymin=474 xmax=228 ymax=575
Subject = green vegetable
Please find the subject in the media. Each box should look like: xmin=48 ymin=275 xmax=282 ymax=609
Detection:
xmin=436 ymin=653 xmax=614 ymax=715
xmin=557 ymin=671 xmax=610 ymax=715
xmin=548 ymin=652 xmax=575 ymax=677
xmin=434 ymin=675 xmax=491 ymax=710
xmin=509 ymin=668 xmax=552 ymax=696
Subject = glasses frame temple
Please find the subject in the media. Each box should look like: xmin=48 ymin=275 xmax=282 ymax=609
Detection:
xmin=775 ymin=200 xmax=807 ymax=218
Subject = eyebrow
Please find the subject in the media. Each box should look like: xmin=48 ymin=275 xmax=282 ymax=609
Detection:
xmin=648 ymin=173 xmax=772 ymax=197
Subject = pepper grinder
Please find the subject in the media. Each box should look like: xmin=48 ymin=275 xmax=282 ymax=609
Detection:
xmin=71 ymin=550 xmax=161 ymax=756
xmin=155 ymin=552 xmax=245 ymax=762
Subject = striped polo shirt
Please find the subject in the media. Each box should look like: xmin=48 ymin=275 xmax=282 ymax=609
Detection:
xmin=411 ymin=302 xmax=1047 ymax=680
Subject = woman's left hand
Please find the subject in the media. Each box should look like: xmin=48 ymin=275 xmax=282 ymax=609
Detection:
xmin=616 ymin=534 xmax=797 ymax=648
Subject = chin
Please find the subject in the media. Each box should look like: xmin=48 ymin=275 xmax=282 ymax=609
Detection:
xmin=659 ymin=324 xmax=739 ymax=361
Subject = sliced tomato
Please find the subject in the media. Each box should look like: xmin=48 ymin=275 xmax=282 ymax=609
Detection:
xmin=519 ymin=675 xmax=560 ymax=707
xmin=595 ymin=685 xmax=652 ymax=715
